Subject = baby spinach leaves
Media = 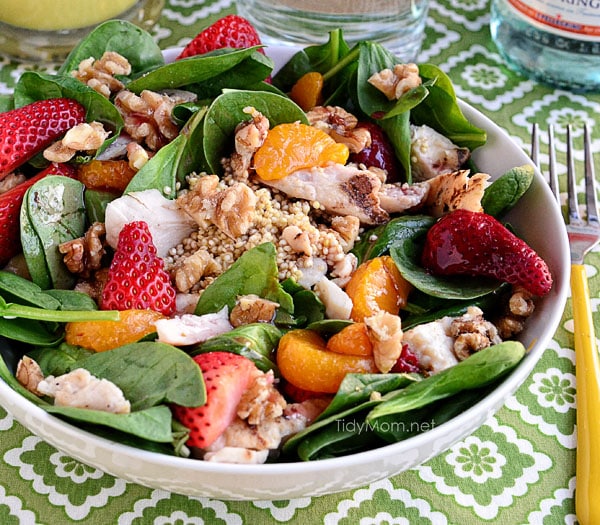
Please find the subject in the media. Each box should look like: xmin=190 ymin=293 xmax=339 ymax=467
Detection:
xmin=193 ymin=323 xmax=281 ymax=374
xmin=481 ymin=164 xmax=534 ymax=218
xmin=195 ymin=243 xmax=294 ymax=317
xmin=20 ymin=176 xmax=87 ymax=290
xmin=285 ymin=341 xmax=525 ymax=460
xmin=126 ymin=47 xmax=273 ymax=96
xmin=58 ymin=20 xmax=164 ymax=77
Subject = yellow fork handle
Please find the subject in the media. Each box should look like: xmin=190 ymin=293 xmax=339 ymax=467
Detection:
xmin=572 ymin=263 xmax=600 ymax=525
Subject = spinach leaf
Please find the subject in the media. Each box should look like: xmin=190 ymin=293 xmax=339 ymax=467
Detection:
xmin=201 ymin=90 xmax=308 ymax=175
xmin=126 ymin=47 xmax=270 ymax=93
xmin=0 ymin=270 xmax=60 ymax=310
xmin=78 ymin=341 xmax=205 ymax=411
xmin=28 ymin=343 xmax=94 ymax=376
xmin=352 ymin=215 xmax=435 ymax=264
xmin=58 ymin=20 xmax=164 ymax=76
xmin=280 ymin=278 xmax=325 ymax=327
xmin=481 ymin=165 xmax=534 ymax=218
xmin=366 ymin=341 xmax=525 ymax=425
xmin=0 ymin=349 xmax=177 ymax=443
xmin=0 ymin=317 xmax=63 ymax=346
xmin=193 ymin=322 xmax=281 ymax=373
xmin=195 ymin=243 xmax=294 ymax=317
xmin=22 ymin=176 xmax=87 ymax=290
xmin=283 ymin=373 xmax=418 ymax=456
xmin=410 ymin=64 xmax=487 ymax=151
xmin=294 ymin=410 xmax=384 ymax=461
xmin=44 ymin=405 xmax=175 ymax=443
xmin=44 ymin=289 xmax=100 ymax=311
xmin=124 ymin=134 xmax=186 ymax=197
xmin=373 ymin=384 xmax=497 ymax=442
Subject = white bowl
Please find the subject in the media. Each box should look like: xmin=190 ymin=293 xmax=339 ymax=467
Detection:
xmin=0 ymin=47 xmax=569 ymax=500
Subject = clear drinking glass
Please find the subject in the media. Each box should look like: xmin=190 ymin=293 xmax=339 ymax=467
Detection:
xmin=0 ymin=0 xmax=164 ymax=62
xmin=236 ymin=0 xmax=430 ymax=62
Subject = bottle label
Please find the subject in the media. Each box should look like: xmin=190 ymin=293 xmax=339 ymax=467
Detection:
xmin=507 ymin=0 xmax=600 ymax=40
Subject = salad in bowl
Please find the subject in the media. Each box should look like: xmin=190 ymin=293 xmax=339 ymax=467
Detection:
xmin=0 ymin=16 xmax=568 ymax=498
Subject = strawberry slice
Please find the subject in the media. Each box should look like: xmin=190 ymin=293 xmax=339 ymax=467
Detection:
xmin=171 ymin=351 xmax=257 ymax=449
xmin=0 ymin=98 xmax=86 ymax=179
xmin=100 ymin=221 xmax=176 ymax=315
xmin=421 ymin=209 xmax=553 ymax=296
xmin=177 ymin=14 xmax=264 ymax=59
xmin=0 ymin=162 xmax=76 ymax=266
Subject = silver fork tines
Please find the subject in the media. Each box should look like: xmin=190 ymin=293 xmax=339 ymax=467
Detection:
xmin=531 ymin=123 xmax=600 ymax=265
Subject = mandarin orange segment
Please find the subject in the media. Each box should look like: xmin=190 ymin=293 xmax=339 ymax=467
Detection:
xmin=253 ymin=122 xmax=349 ymax=180
xmin=65 ymin=309 xmax=165 ymax=352
xmin=78 ymin=160 xmax=137 ymax=193
xmin=326 ymin=322 xmax=373 ymax=357
xmin=290 ymin=71 xmax=324 ymax=111
xmin=276 ymin=329 xmax=378 ymax=393
xmin=345 ymin=255 xmax=412 ymax=322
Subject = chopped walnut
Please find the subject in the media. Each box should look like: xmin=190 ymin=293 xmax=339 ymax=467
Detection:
xmin=59 ymin=222 xmax=106 ymax=278
xmin=330 ymin=215 xmax=360 ymax=252
xmin=126 ymin=142 xmax=150 ymax=170
xmin=229 ymin=294 xmax=279 ymax=327
xmin=43 ymin=122 xmax=110 ymax=163
xmin=177 ymin=175 xmax=257 ymax=239
xmin=449 ymin=306 xmax=502 ymax=361
xmin=495 ymin=286 xmax=536 ymax=339
xmin=0 ymin=173 xmax=26 ymax=194
xmin=74 ymin=267 xmax=109 ymax=302
xmin=365 ymin=311 xmax=403 ymax=373
xmin=16 ymin=356 xmax=45 ymax=396
xmin=307 ymin=106 xmax=371 ymax=153
xmin=230 ymin=107 xmax=270 ymax=180
xmin=368 ymin=63 xmax=422 ymax=100
xmin=237 ymin=370 xmax=286 ymax=425
xmin=282 ymin=225 xmax=313 ymax=256
xmin=171 ymin=248 xmax=221 ymax=293
xmin=71 ymin=51 xmax=132 ymax=98
xmin=114 ymin=89 xmax=191 ymax=151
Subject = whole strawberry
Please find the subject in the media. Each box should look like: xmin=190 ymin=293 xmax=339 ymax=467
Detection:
xmin=100 ymin=221 xmax=176 ymax=315
xmin=171 ymin=351 xmax=257 ymax=449
xmin=0 ymin=98 xmax=86 ymax=179
xmin=177 ymin=15 xmax=264 ymax=59
xmin=421 ymin=209 xmax=553 ymax=296
xmin=0 ymin=163 xmax=76 ymax=266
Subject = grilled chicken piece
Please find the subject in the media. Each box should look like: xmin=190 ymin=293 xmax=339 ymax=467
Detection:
xmin=410 ymin=124 xmax=471 ymax=181
xmin=257 ymin=164 xmax=389 ymax=225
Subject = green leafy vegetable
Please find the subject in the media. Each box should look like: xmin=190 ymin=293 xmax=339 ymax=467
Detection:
xmin=79 ymin=342 xmax=205 ymax=411
xmin=195 ymin=243 xmax=294 ymax=317
xmin=193 ymin=323 xmax=281 ymax=373
xmin=366 ymin=341 xmax=525 ymax=424
xmin=481 ymin=165 xmax=535 ymax=217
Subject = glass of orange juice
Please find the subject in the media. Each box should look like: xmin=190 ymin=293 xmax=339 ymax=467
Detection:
xmin=0 ymin=0 xmax=164 ymax=61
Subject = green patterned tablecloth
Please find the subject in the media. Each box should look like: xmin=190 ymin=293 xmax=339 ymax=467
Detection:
xmin=1 ymin=1 xmax=599 ymax=523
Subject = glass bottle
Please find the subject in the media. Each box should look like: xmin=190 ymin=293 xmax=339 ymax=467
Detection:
xmin=490 ymin=0 xmax=600 ymax=92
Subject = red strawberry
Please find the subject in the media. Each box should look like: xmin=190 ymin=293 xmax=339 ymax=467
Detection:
xmin=177 ymin=15 xmax=264 ymax=59
xmin=390 ymin=344 xmax=422 ymax=373
xmin=0 ymin=98 xmax=86 ymax=179
xmin=100 ymin=221 xmax=176 ymax=315
xmin=349 ymin=122 xmax=401 ymax=183
xmin=421 ymin=209 xmax=553 ymax=296
xmin=0 ymin=162 xmax=76 ymax=266
xmin=171 ymin=351 xmax=257 ymax=449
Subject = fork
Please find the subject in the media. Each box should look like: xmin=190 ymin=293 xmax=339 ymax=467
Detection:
xmin=532 ymin=123 xmax=600 ymax=525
